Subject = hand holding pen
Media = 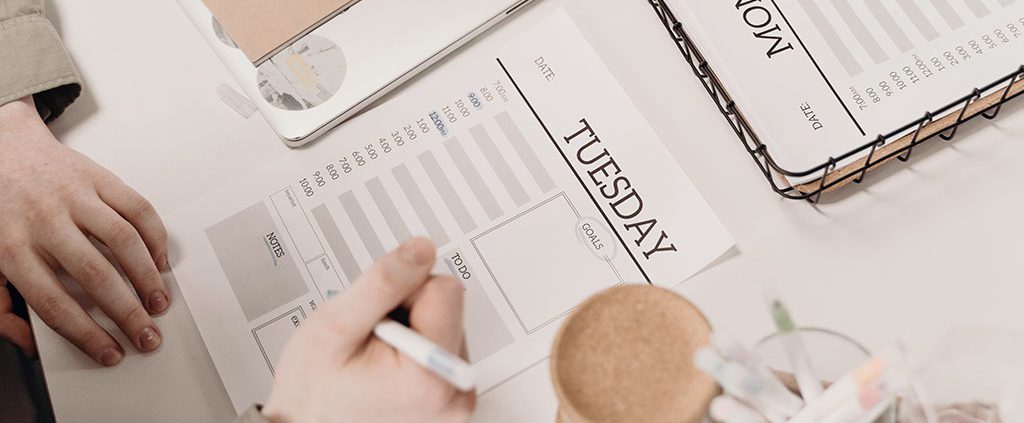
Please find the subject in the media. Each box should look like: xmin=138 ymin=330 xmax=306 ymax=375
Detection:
xmin=263 ymin=238 xmax=475 ymax=423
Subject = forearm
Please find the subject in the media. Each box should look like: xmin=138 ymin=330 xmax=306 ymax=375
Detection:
xmin=0 ymin=0 xmax=82 ymax=122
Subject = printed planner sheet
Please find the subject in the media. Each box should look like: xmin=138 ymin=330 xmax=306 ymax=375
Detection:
xmin=669 ymin=0 xmax=1024 ymax=180
xmin=167 ymin=9 xmax=733 ymax=413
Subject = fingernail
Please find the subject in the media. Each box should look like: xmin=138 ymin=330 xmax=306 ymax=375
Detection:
xmin=98 ymin=348 xmax=123 ymax=366
xmin=148 ymin=292 xmax=169 ymax=314
xmin=398 ymin=238 xmax=432 ymax=266
xmin=138 ymin=327 xmax=162 ymax=352
xmin=156 ymin=255 xmax=170 ymax=273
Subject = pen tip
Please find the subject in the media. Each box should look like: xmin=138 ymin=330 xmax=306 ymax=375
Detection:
xmin=771 ymin=300 xmax=796 ymax=332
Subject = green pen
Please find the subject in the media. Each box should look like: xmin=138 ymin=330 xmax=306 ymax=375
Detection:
xmin=769 ymin=295 xmax=823 ymax=402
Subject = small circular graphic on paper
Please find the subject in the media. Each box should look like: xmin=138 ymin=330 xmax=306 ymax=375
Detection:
xmin=256 ymin=35 xmax=347 ymax=111
xmin=575 ymin=217 xmax=618 ymax=262
xmin=211 ymin=17 xmax=238 ymax=48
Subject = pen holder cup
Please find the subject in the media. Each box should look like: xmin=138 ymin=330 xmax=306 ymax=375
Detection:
xmin=549 ymin=285 xmax=719 ymax=423
xmin=752 ymin=328 xmax=896 ymax=423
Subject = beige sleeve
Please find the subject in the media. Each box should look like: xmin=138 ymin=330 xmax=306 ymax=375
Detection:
xmin=235 ymin=405 xmax=273 ymax=423
xmin=0 ymin=0 xmax=82 ymax=122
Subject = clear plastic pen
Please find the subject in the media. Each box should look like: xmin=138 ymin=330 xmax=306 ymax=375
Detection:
xmin=694 ymin=347 xmax=788 ymax=423
xmin=710 ymin=332 xmax=805 ymax=416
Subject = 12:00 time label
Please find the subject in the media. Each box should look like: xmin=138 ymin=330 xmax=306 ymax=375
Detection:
xmin=296 ymin=81 xmax=510 ymax=199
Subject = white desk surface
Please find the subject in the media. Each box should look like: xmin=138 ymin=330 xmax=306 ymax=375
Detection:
xmin=36 ymin=0 xmax=1024 ymax=421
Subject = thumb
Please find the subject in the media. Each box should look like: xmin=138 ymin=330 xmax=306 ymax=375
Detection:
xmin=318 ymin=237 xmax=435 ymax=355
xmin=0 ymin=281 xmax=36 ymax=358
xmin=0 ymin=314 xmax=36 ymax=359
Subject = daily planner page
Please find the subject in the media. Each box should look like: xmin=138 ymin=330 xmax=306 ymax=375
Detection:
xmin=167 ymin=9 xmax=733 ymax=414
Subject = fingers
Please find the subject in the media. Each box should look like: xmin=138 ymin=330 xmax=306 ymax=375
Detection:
xmin=43 ymin=228 xmax=161 ymax=354
xmin=0 ymin=249 xmax=122 ymax=365
xmin=392 ymin=276 xmax=466 ymax=410
xmin=441 ymin=390 xmax=476 ymax=423
xmin=75 ymin=201 xmax=169 ymax=315
xmin=407 ymin=275 xmax=465 ymax=354
xmin=96 ymin=179 xmax=170 ymax=272
xmin=319 ymin=237 xmax=435 ymax=355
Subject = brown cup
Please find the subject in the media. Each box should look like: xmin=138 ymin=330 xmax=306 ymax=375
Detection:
xmin=550 ymin=285 xmax=718 ymax=423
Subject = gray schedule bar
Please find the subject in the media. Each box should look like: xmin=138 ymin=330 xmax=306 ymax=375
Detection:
xmin=392 ymin=164 xmax=450 ymax=246
xmin=931 ymin=0 xmax=965 ymax=29
xmin=366 ymin=177 xmax=412 ymax=243
xmin=311 ymin=205 xmax=362 ymax=283
xmin=832 ymin=0 xmax=889 ymax=64
xmin=339 ymin=191 xmax=386 ymax=260
xmin=470 ymin=125 xmax=530 ymax=207
xmin=897 ymin=0 xmax=940 ymax=41
xmin=495 ymin=112 xmax=556 ymax=193
xmin=966 ymin=0 xmax=991 ymax=18
xmin=798 ymin=0 xmax=863 ymax=75
xmin=444 ymin=137 xmax=503 ymax=220
xmin=418 ymin=151 xmax=477 ymax=234
xmin=865 ymin=0 xmax=914 ymax=52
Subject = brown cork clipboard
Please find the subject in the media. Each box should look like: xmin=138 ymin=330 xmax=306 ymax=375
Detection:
xmin=648 ymin=0 xmax=1024 ymax=203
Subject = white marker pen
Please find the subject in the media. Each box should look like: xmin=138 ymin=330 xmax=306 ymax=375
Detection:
xmin=373 ymin=320 xmax=476 ymax=392
xmin=787 ymin=346 xmax=905 ymax=423
xmin=710 ymin=332 xmax=805 ymax=415
xmin=694 ymin=347 xmax=788 ymax=423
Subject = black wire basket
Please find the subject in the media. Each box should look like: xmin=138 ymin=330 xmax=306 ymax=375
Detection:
xmin=648 ymin=0 xmax=1024 ymax=203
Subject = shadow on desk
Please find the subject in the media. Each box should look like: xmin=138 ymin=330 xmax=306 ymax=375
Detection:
xmin=0 ymin=341 xmax=55 ymax=423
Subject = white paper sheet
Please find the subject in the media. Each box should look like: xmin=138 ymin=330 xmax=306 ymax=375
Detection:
xmin=668 ymin=0 xmax=1024 ymax=181
xmin=167 ymin=9 xmax=734 ymax=413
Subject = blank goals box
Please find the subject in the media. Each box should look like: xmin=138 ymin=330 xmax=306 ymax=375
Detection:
xmin=471 ymin=194 xmax=619 ymax=334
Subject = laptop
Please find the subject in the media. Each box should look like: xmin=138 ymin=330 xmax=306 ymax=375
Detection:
xmin=177 ymin=0 xmax=534 ymax=146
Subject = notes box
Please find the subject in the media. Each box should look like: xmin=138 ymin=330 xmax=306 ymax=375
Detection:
xmin=471 ymin=194 xmax=622 ymax=334
xmin=205 ymin=202 xmax=309 ymax=322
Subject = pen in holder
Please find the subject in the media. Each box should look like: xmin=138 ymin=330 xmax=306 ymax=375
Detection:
xmin=750 ymin=327 xmax=898 ymax=423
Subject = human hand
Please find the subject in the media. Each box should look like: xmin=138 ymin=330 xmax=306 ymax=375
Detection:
xmin=263 ymin=238 xmax=473 ymax=423
xmin=0 ymin=97 xmax=170 ymax=366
